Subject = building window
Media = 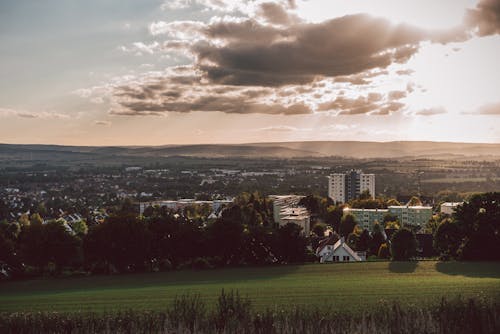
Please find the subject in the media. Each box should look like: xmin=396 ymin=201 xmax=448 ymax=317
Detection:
xmin=334 ymin=256 xmax=339 ymax=262
xmin=343 ymin=256 xmax=350 ymax=261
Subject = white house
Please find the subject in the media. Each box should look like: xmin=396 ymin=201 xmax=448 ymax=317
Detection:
xmin=316 ymin=237 xmax=363 ymax=263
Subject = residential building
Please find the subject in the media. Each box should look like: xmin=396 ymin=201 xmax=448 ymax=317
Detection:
xmin=316 ymin=237 xmax=364 ymax=263
xmin=270 ymin=195 xmax=310 ymax=235
xmin=328 ymin=170 xmax=375 ymax=203
xmin=440 ymin=202 xmax=463 ymax=215
xmin=342 ymin=207 xmax=388 ymax=230
xmin=269 ymin=195 xmax=304 ymax=224
xmin=387 ymin=205 xmax=432 ymax=228
xmin=342 ymin=205 xmax=433 ymax=230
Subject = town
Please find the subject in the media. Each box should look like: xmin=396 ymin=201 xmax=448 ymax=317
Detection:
xmin=1 ymin=160 xmax=498 ymax=280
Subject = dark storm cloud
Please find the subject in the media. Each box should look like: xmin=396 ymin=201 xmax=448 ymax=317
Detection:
xmin=193 ymin=14 xmax=430 ymax=86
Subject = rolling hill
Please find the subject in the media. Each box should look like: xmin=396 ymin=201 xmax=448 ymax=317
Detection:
xmin=0 ymin=141 xmax=499 ymax=163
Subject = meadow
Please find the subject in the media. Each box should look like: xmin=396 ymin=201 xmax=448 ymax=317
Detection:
xmin=1 ymin=261 xmax=499 ymax=314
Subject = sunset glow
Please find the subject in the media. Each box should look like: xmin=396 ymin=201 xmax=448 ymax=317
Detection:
xmin=0 ymin=0 xmax=499 ymax=145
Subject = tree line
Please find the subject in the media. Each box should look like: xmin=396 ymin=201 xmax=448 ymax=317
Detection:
xmin=0 ymin=192 xmax=498 ymax=279
xmin=0 ymin=193 xmax=312 ymax=278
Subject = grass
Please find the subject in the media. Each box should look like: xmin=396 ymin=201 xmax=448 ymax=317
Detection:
xmin=0 ymin=261 xmax=499 ymax=314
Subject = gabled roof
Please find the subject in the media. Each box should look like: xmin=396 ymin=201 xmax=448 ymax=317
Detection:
xmin=316 ymin=232 xmax=340 ymax=255
xmin=332 ymin=239 xmax=362 ymax=261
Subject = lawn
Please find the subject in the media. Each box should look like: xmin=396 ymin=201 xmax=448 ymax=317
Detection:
xmin=0 ymin=261 xmax=499 ymax=313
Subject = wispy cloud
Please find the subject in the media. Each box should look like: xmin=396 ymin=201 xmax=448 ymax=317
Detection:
xmin=0 ymin=108 xmax=70 ymax=119
xmin=94 ymin=120 xmax=112 ymax=126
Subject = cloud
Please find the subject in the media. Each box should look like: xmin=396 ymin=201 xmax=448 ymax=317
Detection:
xmin=110 ymin=76 xmax=312 ymax=116
xmin=91 ymin=1 xmax=494 ymax=118
xmin=112 ymin=95 xmax=311 ymax=115
xmin=257 ymin=2 xmax=300 ymax=25
xmin=0 ymin=108 xmax=70 ymax=119
xmin=149 ymin=21 xmax=205 ymax=38
xmin=334 ymin=70 xmax=389 ymax=86
xmin=161 ymin=0 xmax=246 ymax=12
xmin=477 ymin=102 xmax=500 ymax=115
xmin=94 ymin=120 xmax=112 ymax=126
xmin=317 ymin=92 xmax=405 ymax=115
xmin=257 ymin=125 xmax=299 ymax=132
xmin=388 ymin=90 xmax=407 ymax=100
xmin=192 ymin=14 xmax=432 ymax=86
xmin=465 ymin=0 xmax=500 ymax=36
xmin=415 ymin=107 xmax=447 ymax=116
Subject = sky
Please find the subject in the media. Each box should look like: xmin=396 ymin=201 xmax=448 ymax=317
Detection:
xmin=0 ymin=0 xmax=499 ymax=145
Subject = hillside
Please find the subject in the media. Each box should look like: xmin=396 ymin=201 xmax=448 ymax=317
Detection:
xmin=0 ymin=141 xmax=499 ymax=163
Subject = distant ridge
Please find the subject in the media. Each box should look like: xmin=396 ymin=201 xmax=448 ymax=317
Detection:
xmin=0 ymin=141 xmax=499 ymax=161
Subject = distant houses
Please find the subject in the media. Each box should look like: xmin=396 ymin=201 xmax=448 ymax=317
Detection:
xmin=139 ymin=199 xmax=233 ymax=216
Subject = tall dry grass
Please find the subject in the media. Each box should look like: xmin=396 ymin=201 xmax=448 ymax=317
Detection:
xmin=0 ymin=292 xmax=498 ymax=333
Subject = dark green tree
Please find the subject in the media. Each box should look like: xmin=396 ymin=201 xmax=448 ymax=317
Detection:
xmin=312 ymin=222 xmax=327 ymax=237
xmin=390 ymin=228 xmax=417 ymax=261
xmin=84 ymin=213 xmax=151 ymax=272
xmin=325 ymin=205 xmax=343 ymax=232
xmin=369 ymin=223 xmax=386 ymax=256
xmin=19 ymin=221 xmax=81 ymax=272
xmin=433 ymin=219 xmax=462 ymax=259
xmin=339 ymin=213 xmax=357 ymax=237
xmin=454 ymin=192 xmax=500 ymax=260
xmin=272 ymin=223 xmax=308 ymax=263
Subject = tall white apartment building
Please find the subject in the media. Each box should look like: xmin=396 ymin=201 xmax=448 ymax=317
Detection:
xmin=328 ymin=170 xmax=375 ymax=203
xmin=360 ymin=174 xmax=375 ymax=200
xmin=327 ymin=174 xmax=346 ymax=203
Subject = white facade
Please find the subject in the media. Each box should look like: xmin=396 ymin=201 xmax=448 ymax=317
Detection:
xmin=270 ymin=195 xmax=310 ymax=235
xmin=360 ymin=174 xmax=375 ymax=198
xmin=280 ymin=207 xmax=311 ymax=235
xmin=317 ymin=238 xmax=363 ymax=263
xmin=327 ymin=174 xmax=346 ymax=203
xmin=328 ymin=170 xmax=375 ymax=203
xmin=270 ymin=195 xmax=304 ymax=224
xmin=387 ymin=205 xmax=433 ymax=227
xmin=440 ymin=202 xmax=463 ymax=215
xmin=343 ymin=207 xmax=388 ymax=230
xmin=343 ymin=205 xmax=433 ymax=229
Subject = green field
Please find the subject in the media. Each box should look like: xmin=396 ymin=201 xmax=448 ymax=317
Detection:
xmin=1 ymin=261 xmax=499 ymax=313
